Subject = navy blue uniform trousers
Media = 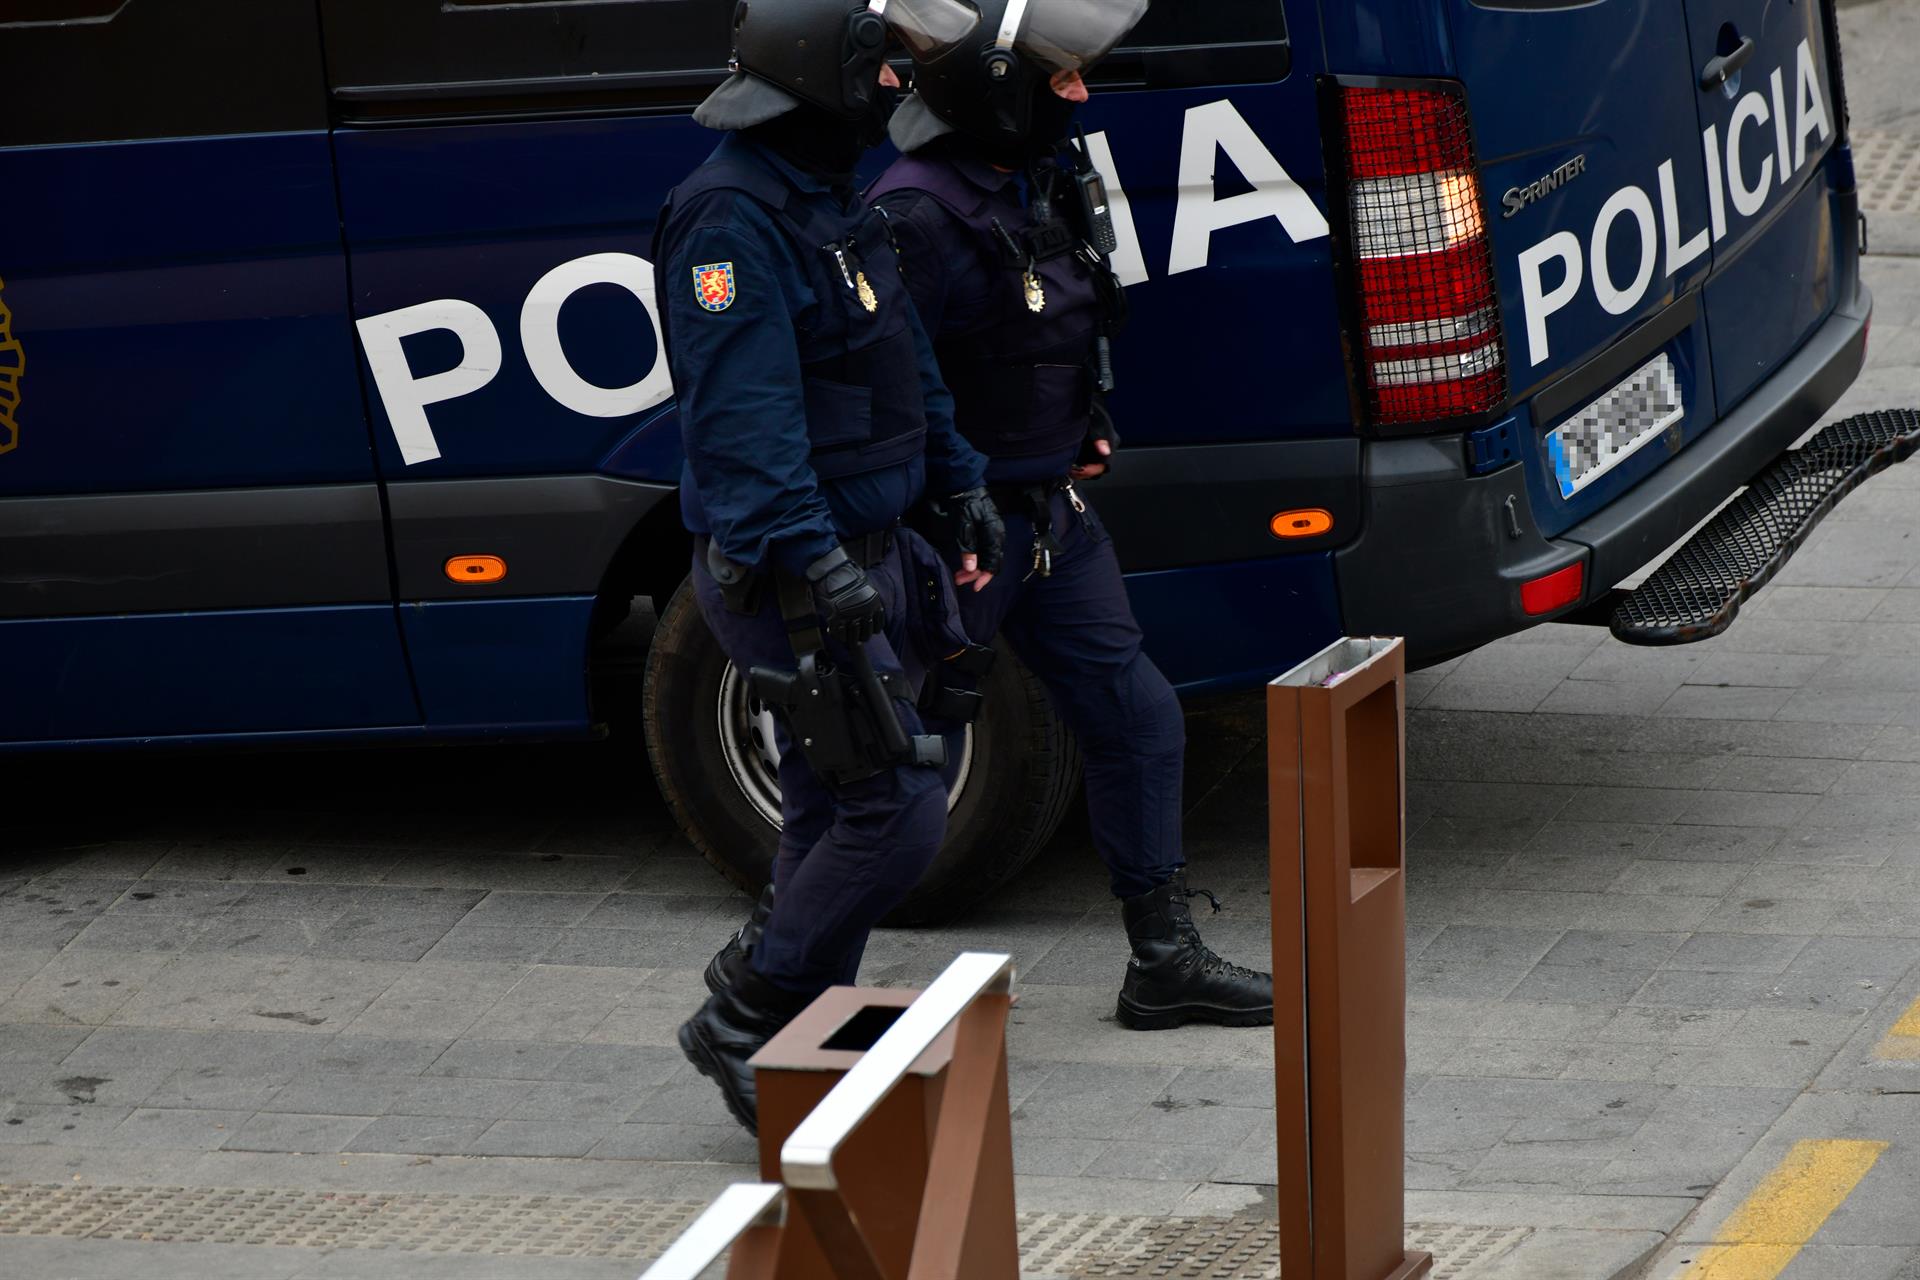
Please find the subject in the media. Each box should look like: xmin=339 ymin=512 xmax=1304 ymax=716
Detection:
xmin=690 ymin=542 xmax=948 ymax=995
xmin=954 ymin=489 xmax=1185 ymax=899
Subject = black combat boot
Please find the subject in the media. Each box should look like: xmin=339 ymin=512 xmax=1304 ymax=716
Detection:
xmin=1116 ymin=872 xmax=1274 ymax=1030
xmin=704 ymin=884 xmax=775 ymax=995
xmin=678 ymin=964 xmax=813 ymax=1134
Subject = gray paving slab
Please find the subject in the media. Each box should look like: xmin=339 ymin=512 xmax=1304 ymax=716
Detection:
xmin=0 ymin=1102 xmax=137 ymax=1144
xmin=220 ymin=1112 xmax=375 ymax=1154
xmin=143 ymin=1066 xmax=293 ymax=1112
xmin=1663 ymin=932 xmax=1816 ymax=973
xmin=344 ymin=1115 xmax=494 ymax=1156
xmin=302 ymin=1037 xmax=455 ymax=1076
xmin=0 ymin=1239 xmax=314 ymax=1280
xmin=546 ymin=1043 xmax=686 ymax=1088
xmin=224 ymin=884 xmax=374 ymax=922
xmin=420 ymin=923 xmax=567 ymax=964
xmin=109 ymin=1106 xmax=252 ymax=1150
xmin=420 ymin=1039 xmax=577 ymax=1081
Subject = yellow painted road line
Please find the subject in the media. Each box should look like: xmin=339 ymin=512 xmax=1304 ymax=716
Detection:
xmin=1875 ymin=995 xmax=1920 ymax=1060
xmin=1676 ymin=1139 xmax=1889 ymax=1280
xmin=1894 ymin=1001 xmax=1920 ymax=1038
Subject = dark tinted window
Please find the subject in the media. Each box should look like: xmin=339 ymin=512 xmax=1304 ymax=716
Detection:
xmin=318 ymin=0 xmax=734 ymax=124
xmin=1096 ymin=0 xmax=1290 ymax=89
xmin=0 ymin=0 xmax=327 ymax=146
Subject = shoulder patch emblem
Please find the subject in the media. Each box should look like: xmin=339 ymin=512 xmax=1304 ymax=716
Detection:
xmin=693 ymin=262 xmax=736 ymax=312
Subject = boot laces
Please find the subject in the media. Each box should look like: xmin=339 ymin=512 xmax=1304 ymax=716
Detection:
xmin=1183 ymin=886 xmax=1224 ymax=915
xmin=1196 ymin=945 xmax=1263 ymax=982
xmin=1168 ymin=884 xmax=1259 ymax=980
xmin=1168 ymin=883 xmax=1223 ymax=940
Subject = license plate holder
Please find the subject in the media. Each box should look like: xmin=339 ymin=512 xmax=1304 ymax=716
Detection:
xmin=1546 ymin=354 xmax=1684 ymax=499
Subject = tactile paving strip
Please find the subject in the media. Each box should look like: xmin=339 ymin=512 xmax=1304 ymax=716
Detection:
xmin=1854 ymin=129 xmax=1920 ymax=217
xmin=0 ymin=1182 xmax=1531 ymax=1276
xmin=0 ymin=1182 xmax=703 ymax=1257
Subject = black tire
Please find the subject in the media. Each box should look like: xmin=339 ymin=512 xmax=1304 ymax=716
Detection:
xmin=642 ymin=579 xmax=1080 ymax=925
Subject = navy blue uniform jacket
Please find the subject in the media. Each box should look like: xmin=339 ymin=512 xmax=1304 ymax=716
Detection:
xmin=660 ymin=134 xmax=986 ymax=574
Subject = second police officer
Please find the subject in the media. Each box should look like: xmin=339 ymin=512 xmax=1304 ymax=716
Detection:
xmin=869 ymin=0 xmax=1276 ymax=1029
xmin=656 ymin=0 xmax=1006 ymax=1131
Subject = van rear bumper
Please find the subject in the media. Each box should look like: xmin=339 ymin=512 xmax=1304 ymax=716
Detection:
xmin=1564 ymin=285 xmax=1872 ymax=592
xmin=1335 ymin=283 xmax=1872 ymax=664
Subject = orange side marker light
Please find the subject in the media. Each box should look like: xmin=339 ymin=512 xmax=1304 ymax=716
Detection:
xmin=445 ymin=555 xmax=507 ymax=584
xmin=1270 ymin=509 xmax=1334 ymax=539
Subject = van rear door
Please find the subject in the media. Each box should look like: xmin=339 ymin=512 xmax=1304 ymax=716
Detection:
xmin=1449 ymin=0 xmax=1719 ymax=534
xmin=1678 ymin=0 xmax=1842 ymax=410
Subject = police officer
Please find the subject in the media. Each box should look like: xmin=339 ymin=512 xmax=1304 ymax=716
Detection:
xmin=868 ymin=0 xmax=1274 ymax=1029
xmin=658 ymin=0 xmax=1006 ymax=1131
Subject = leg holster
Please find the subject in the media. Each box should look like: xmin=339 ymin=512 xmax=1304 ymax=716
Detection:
xmin=748 ymin=561 xmax=946 ymax=791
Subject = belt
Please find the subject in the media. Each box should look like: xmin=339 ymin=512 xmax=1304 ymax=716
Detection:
xmin=987 ymin=477 xmax=1069 ymax=516
xmin=695 ymin=526 xmax=895 ymax=577
xmin=987 ymin=478 xmax=1085 ymax=579
xmin=841 ymin=527 xmax=897 ymax=568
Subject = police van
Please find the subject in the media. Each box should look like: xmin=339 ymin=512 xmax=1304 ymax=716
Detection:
xmin=3 ymin=0 xmax=1869 ymax=919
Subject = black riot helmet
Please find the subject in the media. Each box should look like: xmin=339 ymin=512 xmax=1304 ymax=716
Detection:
xmin=886 ymin=0 xmax=1148 ymax=152
xmin=695 ymin=0 xmax=893 ymax=130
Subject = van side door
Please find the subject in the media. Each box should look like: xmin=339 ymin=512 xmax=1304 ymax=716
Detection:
xmin=317 ymin=0 xmax=713 ymax=732
xmin=0 ymin=0 xmax=419 ymax=743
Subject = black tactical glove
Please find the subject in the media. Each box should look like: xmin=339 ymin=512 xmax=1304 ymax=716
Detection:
xmin=805 ymin=546 xmax=886 ymax=646
xmin=1075 ymin=399 xmax=1120 ymax=475
xmin=926 ymin=486 xmax=1007 ymax=574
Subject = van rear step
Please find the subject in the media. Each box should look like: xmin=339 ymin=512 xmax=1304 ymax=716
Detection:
xmin=1610 ymin=409 xmax=1920 ymax=646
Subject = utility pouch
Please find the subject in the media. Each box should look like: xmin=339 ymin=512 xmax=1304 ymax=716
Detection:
xmin=1023 ymin=217 xmax=1077 ymax=263
xmin=705 ymin=539 xmax=765 ymax=615
xmin=948 ymin=643 xmax=997 ymax=678
xmin=922 ymin=684 xmax=985 ymax=724
xmin=920 ymin=643 xmax=995 ymax=725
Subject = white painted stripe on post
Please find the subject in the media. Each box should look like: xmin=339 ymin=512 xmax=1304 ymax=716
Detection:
xmin=636 ymin=1182 xmax=783 ymax=1280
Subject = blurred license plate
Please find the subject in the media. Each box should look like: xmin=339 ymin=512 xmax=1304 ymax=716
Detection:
xmin=1546 ymin=355 xmax=1683 ymax=499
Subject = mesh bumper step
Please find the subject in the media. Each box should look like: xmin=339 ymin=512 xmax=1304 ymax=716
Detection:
xmin=1611 ymin=408 xmax=1920 ymax=645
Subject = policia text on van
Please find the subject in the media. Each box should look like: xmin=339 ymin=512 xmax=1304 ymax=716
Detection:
xmin=0 ymin=0 xmax=1869 ymax=917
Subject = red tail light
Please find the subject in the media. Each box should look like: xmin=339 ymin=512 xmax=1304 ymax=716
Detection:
xmin=1329 ymin=83 xmax=1507 ymax=427
xmin=1521 ymin=562 xmax=1584 ymax=616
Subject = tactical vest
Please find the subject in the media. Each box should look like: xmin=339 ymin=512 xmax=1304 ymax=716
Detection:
xmin=870 ymin=153 xmax=1103 ymax=461
xmin=655 ymin=150 xmax=929 ymax=482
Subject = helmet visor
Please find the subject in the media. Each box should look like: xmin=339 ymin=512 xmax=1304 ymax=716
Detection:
xmin=1010 ymin=0 xmax=1150 ymax=75
xmin=883 ymin=0 xmax=983 ymax=63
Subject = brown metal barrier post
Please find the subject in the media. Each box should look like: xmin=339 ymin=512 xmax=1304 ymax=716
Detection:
xmin=732 ymin=953 xmax=1018 ymax=1280
xmin=1269 ymin=637 xmax=1431 ymax=1280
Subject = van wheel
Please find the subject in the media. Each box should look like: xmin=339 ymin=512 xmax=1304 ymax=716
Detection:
xmin=642 ymin=579 xmax=1079 ymax=925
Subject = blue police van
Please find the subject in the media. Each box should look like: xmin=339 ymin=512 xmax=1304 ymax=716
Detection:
xmin=3 ymin=0 xmax=1868 ymax=919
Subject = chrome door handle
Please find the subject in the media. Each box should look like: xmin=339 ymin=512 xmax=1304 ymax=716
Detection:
xmin=1700 ymin=36 xmax=1756 ymax=90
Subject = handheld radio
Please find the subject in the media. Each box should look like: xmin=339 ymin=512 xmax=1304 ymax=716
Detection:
xmin=1070 ymin=127 xmax=1119 ymax=257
